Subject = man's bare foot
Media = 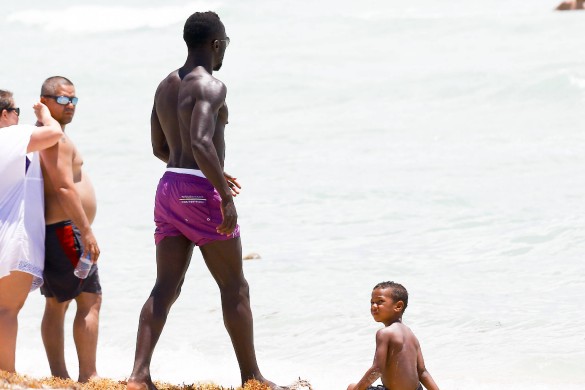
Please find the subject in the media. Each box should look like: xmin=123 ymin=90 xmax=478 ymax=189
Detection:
xmin=126 ymin=377 xmax=157 ymax=390
xmin=78 ymin=372 xmax=99 ymax=383
xmin=245 ymin=378 xmax=289 ymax=390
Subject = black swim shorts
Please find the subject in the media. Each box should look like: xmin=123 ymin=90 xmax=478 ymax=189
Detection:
xmin=367 ymin=384 xmax=422 ymax=390
xmin=40 ymin=220 xmax=102 ymax=302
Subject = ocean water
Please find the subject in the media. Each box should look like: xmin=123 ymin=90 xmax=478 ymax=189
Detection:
xmin=1 ymin=0 xmax=585 ymax=389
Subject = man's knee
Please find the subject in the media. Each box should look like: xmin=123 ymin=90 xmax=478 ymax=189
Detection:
xmin=152 ymin=277 xmax=185 ymax=303
xmin=75 ymin=293 xmax=102 ymax=317
xmin=219 ymin=277 xmax=250 ymax=301
xmin=45 ymin=298 xmax=71 ymax=313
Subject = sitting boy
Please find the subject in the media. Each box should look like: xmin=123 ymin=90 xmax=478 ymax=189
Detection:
xmin=347 ymin=281 xmax=439 ymax=390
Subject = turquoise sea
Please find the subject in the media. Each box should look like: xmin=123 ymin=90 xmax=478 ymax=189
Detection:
xmin=1 ymin=1 xmax=584 ymax=388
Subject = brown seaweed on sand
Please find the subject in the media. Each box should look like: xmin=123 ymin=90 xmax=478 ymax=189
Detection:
xmin=0 ymin=371 xmax=312 ymax=390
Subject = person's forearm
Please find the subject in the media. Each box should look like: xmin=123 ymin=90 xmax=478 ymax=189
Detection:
xmin=353 ymin=365 xmax=380 ymax=390
xmin=420 ymin=371 xmax=439 ymax=390
xmin=192 ymin=141 xmax=232 ymax=200
xmin=55 ymin=186 xmax=92 ymax=234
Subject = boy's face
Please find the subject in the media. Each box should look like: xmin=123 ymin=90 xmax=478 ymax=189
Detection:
xmin=370 ymin=288 xmax=403 ymax=324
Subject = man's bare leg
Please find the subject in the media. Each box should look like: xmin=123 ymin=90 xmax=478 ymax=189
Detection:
xmin=41 ymin=297 xmax=71 ymax=379
xmin=73 ymin=292 xmax=101 ymax=382
xmin=127 ymin=235 xmax=194 ymax=390
xmin=200 ymin=237 xmax=281 ymax=389
xmin=0 ymin=271 xmax=33 ymax=372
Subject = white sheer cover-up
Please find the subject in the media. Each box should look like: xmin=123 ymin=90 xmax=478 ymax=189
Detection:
xmin=0 ymin=124 xmax=46 ymax=290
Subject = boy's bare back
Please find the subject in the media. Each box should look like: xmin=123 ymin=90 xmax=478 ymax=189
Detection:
xmin=376 ymin=322 xmax=423 ymax=390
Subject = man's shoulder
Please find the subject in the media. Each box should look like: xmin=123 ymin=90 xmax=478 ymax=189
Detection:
xmin=182 ymin=69 xmax=225 ymax=90
xmin=42 ymin=132 xmax=74 ymax=157
xmin=156 ymin=70 xmax=181 ymax=95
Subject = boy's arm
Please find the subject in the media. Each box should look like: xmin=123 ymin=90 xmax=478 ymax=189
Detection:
xmin=416 ymin=342 xmax=439 ymax=390
xmin=349 ymin=329 xmax=389 ymax=390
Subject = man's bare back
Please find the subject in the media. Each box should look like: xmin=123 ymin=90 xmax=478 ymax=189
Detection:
xmin=152 ymin=68 xmax=228 ymax=170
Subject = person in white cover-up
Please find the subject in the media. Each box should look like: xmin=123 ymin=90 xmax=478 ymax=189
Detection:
xmin=0 ymin=89 xmax=62 ymax=373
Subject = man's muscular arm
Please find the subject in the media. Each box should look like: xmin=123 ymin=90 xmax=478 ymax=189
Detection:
xmin=190 ymin=79 xmax=236 ymax=235
xmin=151 ymin=103 xmax=169 ymax=163
xmin=40 ymin=142 xmax=100 ymax=261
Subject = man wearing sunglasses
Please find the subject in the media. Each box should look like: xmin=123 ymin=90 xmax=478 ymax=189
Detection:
xmin=127 ymin=11 xmax=284 ymax=390
xmin=38 ymin=76 xmax=102 ymax=383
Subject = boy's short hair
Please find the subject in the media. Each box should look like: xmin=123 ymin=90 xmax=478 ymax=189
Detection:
xmin=373 ymin=281 xmax=408 ymax=313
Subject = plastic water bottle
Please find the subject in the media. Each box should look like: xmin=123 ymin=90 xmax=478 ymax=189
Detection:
xmin=74 ymin=254 xmax=92 ymax=279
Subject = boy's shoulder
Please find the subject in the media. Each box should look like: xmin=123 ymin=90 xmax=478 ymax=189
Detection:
xmin=376 ymin=322 xmax=419 ymax=345
xmin=376 ymin=322 xmax=405 ymax=337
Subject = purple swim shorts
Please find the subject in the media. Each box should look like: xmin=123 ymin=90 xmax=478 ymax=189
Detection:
xmin=154 ymin=171 xmax=240 ymax=246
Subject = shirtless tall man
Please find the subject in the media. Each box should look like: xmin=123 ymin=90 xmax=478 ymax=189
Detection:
xmin=39 ymin=76 xmax=102 ymax=382
xmin=127 ymin=12 xmax=282 ymax=390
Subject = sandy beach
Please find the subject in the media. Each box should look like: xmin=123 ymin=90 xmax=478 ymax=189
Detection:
xmin=0 ymin=371 xmax=312 ymax=390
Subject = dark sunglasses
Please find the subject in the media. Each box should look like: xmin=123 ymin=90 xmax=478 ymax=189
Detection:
xmin=6 ymin=107 xmax=20 ymax=116
xmin=43 ymin=95 xmax=79 ymax=106
xmin=217 ymin=37 xmax=230 ymax=47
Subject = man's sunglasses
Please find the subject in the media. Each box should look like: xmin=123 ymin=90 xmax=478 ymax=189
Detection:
xmin=43 ymin=95 xmax=79 ymax=106
xmin=217 ymin=37 xmax=230 ymax=47
xmin=6 ymin=107 xmax=20 ymax=116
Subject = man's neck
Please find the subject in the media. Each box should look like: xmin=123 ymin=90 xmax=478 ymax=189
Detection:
xmin=181 ymin=51 xmax=213 ymax=75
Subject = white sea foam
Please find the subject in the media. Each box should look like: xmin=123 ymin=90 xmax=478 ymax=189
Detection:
xmin=6 ymin=2 xmax=219 ymax=33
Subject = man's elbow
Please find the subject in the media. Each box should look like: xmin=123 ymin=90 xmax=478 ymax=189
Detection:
xmin=49 ymin=127 xmax=62 ymax=140
xmin=55 ymin=183 xmax=75 ymax=198
xmin=191 ymin=139 xmax=213 ymax=156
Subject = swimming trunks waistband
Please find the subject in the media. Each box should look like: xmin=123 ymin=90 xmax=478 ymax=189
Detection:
xmin=166 ymin=167 xmax=206 ymax=178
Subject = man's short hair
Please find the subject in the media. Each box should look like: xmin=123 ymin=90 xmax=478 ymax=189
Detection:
xmin=183 ymin=11 xmax=224 ymax=49
xmin=0 ymin=89 xmax=14 ymax=112
xmin=373 ymin=281 xmax=408 ymax=312
xmin=41 ymin=76 xmax=74 ymax=96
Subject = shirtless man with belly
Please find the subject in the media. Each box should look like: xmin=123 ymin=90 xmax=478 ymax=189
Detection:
xmin=39 ymin=76 xmax=102 ymax=383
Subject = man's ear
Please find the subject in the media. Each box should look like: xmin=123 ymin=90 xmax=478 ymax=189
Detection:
xmin=213 ymin=40 xmax=220 ymax=49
